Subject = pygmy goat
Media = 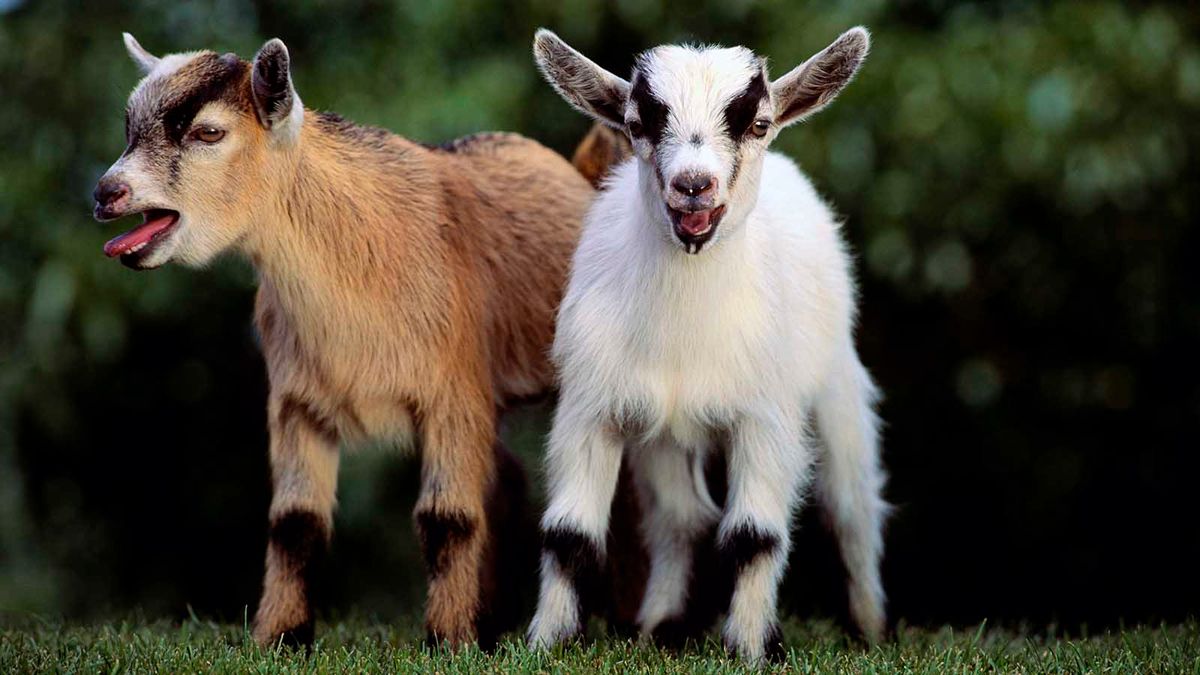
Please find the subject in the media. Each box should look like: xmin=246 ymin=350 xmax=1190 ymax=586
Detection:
xmin=527 ymin=28 xmax=888 ymax=661
xmin=92 ymin=34 xmax=609 ymax=648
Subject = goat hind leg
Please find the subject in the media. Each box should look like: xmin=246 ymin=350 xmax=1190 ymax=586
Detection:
xmin=814 ymin=350 xmax=888 ymax=641
xmin=631 ymin=445 xmax=722 ymax=648
xmin=473 ymin=440 xmax=536 ymax=649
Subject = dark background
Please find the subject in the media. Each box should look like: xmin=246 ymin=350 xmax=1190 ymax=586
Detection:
xmin=1 ymin=0 xmax=1197 ymax=632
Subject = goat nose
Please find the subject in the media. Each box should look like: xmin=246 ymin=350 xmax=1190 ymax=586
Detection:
xmin=671 ymin=174 xmax=717 ymax=198
xmin=93 ymin=180 xmax=130 ymax=207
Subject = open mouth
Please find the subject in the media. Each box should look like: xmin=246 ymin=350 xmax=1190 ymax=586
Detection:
xmin=668 ymin=204 xmax=727 ymax=253
xmin=103 ymin=209 xmax=180 ymax=268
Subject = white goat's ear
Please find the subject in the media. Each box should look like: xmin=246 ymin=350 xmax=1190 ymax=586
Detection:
xmin=123 ymin=32 xmax=160 ymax=75
xmin=533 ymin=29 xmax=630 ymax=129
xmin=251 ymin=38 xmax=303 ymax=137
xmin=771 ymin=26 xmax=869 ymax=126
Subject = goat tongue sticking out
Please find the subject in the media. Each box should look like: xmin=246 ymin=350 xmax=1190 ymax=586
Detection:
xmin=676 ymin=205 xmax=726 ymax=237
xmin=103 ymin=209 xmax=179 ymax=257
xmin=679 ymin=209 xmax=713 ymax=236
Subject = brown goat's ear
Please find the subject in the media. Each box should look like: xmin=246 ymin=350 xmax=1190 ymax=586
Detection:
xmin=533 ymin=29 xmax=630 ymax=129
xmin=771 ymin=27 xmax=869 ymax=126
xmin=123 ymin=33 xmax=160 ymax=75
xmin=251 ymin=38 xmax=303 ymax=138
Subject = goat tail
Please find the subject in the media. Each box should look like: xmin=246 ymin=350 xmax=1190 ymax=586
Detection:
xmin=571 ymin=123 xmax=632 ymax=188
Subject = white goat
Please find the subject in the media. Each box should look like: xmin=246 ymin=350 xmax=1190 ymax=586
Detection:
xmin=527 ymin=28 xmax=888 ymax=661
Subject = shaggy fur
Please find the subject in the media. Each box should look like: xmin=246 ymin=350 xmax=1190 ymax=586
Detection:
xmin=527 ymin=28 xmax=888 ymax=662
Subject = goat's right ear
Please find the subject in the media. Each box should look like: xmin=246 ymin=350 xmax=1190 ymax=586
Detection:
xmin=251 ymin=38 xmax=304 ymax=140
xmin=123 ymin=33 xmax=160 ymax=75
xmin=533 ymin=29 xmax=630 ymax=129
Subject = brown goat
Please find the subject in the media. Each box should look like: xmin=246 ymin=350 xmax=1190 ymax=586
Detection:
xmin=92 ymin=35 xmax=625 ymax=647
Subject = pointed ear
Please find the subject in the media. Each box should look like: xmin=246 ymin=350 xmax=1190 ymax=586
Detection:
xmin=533 ymin=29 xmax=630 ymax=129
xmin=251 ymin=38 xmax=303 ymax=138
xmin=123 ymin=32 xmax=160 ymax=75
xmin=771 ymin=27 xmax=870 ymax=126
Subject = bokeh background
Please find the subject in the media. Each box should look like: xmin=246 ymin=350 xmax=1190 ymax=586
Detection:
xmin=2 ymin=0 xmax=1197 ymax=632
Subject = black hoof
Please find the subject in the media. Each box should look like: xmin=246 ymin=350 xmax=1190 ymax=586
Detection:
xmin=271 ymin=622 xmax=315 ymax=650
xmin=763 ymin=622 xmax=786 ymax=663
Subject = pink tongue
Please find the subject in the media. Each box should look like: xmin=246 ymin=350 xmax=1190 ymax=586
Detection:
xmin=679 ymin=210 xmax=712 ymax=235
xmin=103 ymin=212 xmax=176 ymax=257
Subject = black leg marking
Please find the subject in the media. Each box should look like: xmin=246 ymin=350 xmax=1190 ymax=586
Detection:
xmin=720 ymin=524 xmax=780 ymax=573
xmin=414 ymin=510 xmax=476 ymax=578
xmin=544 ymin=528 xmax=603 ymax=578
xmin=267 ymin=510 xmax=329 ymax=648
xmin=543 ymin=527 xmax=604 ymax=613
xmin=270 ymin=509 xmax=328 ymax=583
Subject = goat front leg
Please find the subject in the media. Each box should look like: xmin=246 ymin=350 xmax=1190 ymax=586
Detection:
xmin=252 ymin=394 xmax=341 ymax=648
xmin=719 ymin=409 xmax=811 ymax=662
xmin=414 ymin=388 xmax=496 ymax=648
xmin=528 ymin=403 xmax=624 ymax=647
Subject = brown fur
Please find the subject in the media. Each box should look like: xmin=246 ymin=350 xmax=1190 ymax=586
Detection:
xmin=98 ymin=40 xmax=646 ymax=648
xmin=100 ymin=46 xmax=594 ymax=648
xmin=571 ymin=124 xmax=632 ymax=188
xmin=246 ymin=113 xmax=591 ymax=645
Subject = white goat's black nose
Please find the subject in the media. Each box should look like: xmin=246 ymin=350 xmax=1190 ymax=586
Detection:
xmin=671 ymin=174 xmax=716 ymax=198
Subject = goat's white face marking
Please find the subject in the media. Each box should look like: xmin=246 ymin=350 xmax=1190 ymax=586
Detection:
xmin=533 ymin=27 xmax=870 ymax=254
xmin=627 ymin=46 xmax=773 ymax=253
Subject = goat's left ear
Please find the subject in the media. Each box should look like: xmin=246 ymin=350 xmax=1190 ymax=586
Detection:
xmin=251 ymin=38 xmax=303 ymax=139
xmin=771 ymin=27 xmax=869 ymax=126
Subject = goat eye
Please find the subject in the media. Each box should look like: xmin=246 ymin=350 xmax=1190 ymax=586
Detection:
xmin=627 ymin=120 xmax=644 ymax=138
xmin=192 ymin=126 xmax=226 ymax=144
xmin=751 ymin=119 xmax=771 ymax=137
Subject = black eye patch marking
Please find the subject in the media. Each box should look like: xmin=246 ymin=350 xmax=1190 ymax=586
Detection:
xmin=630 ymin=71 xmax=669 ymax=145
xmin=723 ymin=70 xmax=768 ymax=141
xmin=158 ymin=53 xmax=248 ymax=146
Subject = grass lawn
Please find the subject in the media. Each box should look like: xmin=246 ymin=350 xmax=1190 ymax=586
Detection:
xmin=1 ymin=615 xmax=1197 ymax=673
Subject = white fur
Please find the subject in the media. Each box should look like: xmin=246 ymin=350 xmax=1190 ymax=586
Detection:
xmin=527 ymin=553 xmax=582 ymax=647
xmin=530 ymin=30 xmax=886 ymax=661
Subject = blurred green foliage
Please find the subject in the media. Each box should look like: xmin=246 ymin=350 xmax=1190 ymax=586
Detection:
xmin=1 ymin=1 xmax=1197 ymax=626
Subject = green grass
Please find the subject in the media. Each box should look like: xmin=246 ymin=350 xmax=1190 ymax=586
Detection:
xmin=1 ymin=616 xmax=1197 ymax=673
